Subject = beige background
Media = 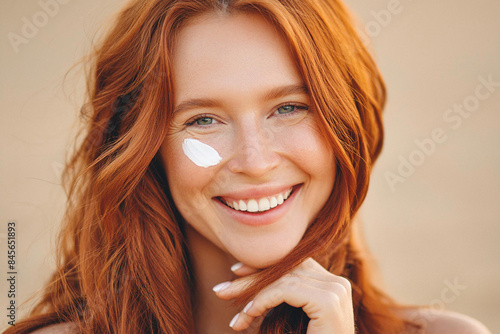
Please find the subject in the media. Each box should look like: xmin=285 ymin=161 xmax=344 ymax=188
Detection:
xmin=1 ymin=0 xmax=499 ymax=332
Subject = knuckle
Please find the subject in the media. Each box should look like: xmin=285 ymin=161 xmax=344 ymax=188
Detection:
xmin=268 ymin=287 xmax=284 ymax=304
xmin=284 ymin=273 xmax=302 ymax=290
xmin=325 ymin=290 xmax=342 ymax=307
xmin=302 ymin=257 xmax=315 ymax=269
xmin=325 ymin=280 xmax=351 ymax=301
xmin=334 ymin=276 xmax=352 ymax=292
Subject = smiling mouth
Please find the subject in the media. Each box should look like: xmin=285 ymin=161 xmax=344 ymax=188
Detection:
xmin=216 ymin=185 xmax=300 ymax=213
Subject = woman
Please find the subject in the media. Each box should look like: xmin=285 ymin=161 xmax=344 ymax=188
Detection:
xmin=4 ymin=0 xmax=490 ymax=333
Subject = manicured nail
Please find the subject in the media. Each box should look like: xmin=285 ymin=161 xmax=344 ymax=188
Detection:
xmin=212 ymin=281 xmax=231 ymax=292
xmin=243 ymin=300 xmax=254 ymax=313
xmin=231 ymin=262 xmax=243 ymax=272
xmin=229 ymin=313 xmax=240 ymax=328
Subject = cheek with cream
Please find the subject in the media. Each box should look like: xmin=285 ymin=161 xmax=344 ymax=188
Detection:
xmin=182 ymin=138 xmax=222 ymax=168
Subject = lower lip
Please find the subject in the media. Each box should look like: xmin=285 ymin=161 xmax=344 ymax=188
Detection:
xmin=214 ymin=184 xmax=302 ymax=226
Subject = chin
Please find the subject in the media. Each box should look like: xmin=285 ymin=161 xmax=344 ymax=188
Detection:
xmin=227 ymin=235 xmax=302 ymax=269
xmin=237 ymin=254 xmax=285 ymax=269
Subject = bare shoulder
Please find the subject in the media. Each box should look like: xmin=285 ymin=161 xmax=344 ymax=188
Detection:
xmin=402 ymin=308 xmax=491 ymax=334
xmin=28 ymin=322 xmax=79 ymax=334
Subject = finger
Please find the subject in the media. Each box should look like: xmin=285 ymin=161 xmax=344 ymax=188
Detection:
xmin=218 ymin=259 xmax=353 ymax=331
xmin=230 ymin=262 xmax=261 ymax=276
xmin=215 ymin=260 xmax=349 ymax=300
xmin=296 ymin=257 xmax=335 ymax=277
xmin=233 ymin=277 xmax=354 ymax=333
xmin=229 ymin=309 xmax=268 ymax=332
xmin=288 ymin=258 xmax=352 ymax=291
xmin=232 ymin=280 xmax=349 ymax=331
xmin=213 ymin=274 xmax=256 ymax=300
xmin=230 ymin=258 xmax=319 ymax=278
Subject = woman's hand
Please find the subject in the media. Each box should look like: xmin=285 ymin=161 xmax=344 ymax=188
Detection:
xmin=212 ymin=257 xmax=355 ymax=333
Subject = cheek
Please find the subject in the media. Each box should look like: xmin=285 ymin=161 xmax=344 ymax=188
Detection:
xmin=161 ymin=138 xmax=216 ymax=211
xmin=162 ymin=130 xmax=234 ymax=197
xmin=277 ymin=119 xmax=335 ymax=177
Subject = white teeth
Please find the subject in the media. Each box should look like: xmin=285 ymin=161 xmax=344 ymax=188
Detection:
xmin=221 ymin=187 xmax=296 ymax=213
xmin=258 ymin=198 xmax=270 ymax=211
xmin=238 ymin=200 xmax=247 ymax=211
xmin=247 ymin=199 xmax=259 ymax=212
xmin=277 ymin=194 xmax=284 ymax=204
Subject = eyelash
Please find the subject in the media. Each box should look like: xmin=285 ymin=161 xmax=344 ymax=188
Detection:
xmin=184 ymin=103 xmax=309 ymax=127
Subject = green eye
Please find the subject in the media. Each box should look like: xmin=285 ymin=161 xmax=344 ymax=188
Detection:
xmin=277 ymin=105 xmax=296 ymax=114
xmin=195 ymin=117 xmax=214 ymax=125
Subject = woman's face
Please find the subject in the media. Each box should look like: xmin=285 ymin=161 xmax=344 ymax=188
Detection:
xmin=161 ymin=12 xmax=336 ymax=268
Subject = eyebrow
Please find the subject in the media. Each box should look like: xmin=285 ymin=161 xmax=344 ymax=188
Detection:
xmin=173 ymin=84 xmax=309 ymax=114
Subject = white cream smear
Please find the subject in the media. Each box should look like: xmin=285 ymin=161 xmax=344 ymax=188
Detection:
xmin=182 ymin=138 xmax=222 ymax=168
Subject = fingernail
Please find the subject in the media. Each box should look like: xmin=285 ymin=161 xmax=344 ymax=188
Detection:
xmin=243 ymin=300 xmax=253 ymax=313
xmin=230 ymin=262 xmax=243 ymax=272
xmin=212 ymin=281 xmax=231 ymax=292
xmin=229 ymin=313 xmax=239 ymax=328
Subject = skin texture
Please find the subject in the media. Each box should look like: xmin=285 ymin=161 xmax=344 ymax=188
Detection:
xmin=160 ymin=11 xmax=342 ymax=333
xmin=161 ymin=11 xmax=336 ymax=269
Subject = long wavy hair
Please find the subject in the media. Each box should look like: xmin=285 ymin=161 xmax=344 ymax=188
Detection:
xmin=5 ymin=0 xmax=421 ymax=333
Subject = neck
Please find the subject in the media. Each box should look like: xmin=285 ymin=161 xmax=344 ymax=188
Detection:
xmin=185 ymin=223 xmax=242 ymax=334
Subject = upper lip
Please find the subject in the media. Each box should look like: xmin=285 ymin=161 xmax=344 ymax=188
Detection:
xmin=215 ymin=183 xmax=301 ymax=201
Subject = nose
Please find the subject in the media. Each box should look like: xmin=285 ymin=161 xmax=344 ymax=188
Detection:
xmin=227 ymin=120 xmax=281 ymax=178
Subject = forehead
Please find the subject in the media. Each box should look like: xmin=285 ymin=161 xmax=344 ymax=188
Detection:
xmin=171 ymin=12 xmax=303 ymax=103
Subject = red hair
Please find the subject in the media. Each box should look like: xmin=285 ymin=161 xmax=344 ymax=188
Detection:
xmin=5 ymin=0 xmax=420 ymax=333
